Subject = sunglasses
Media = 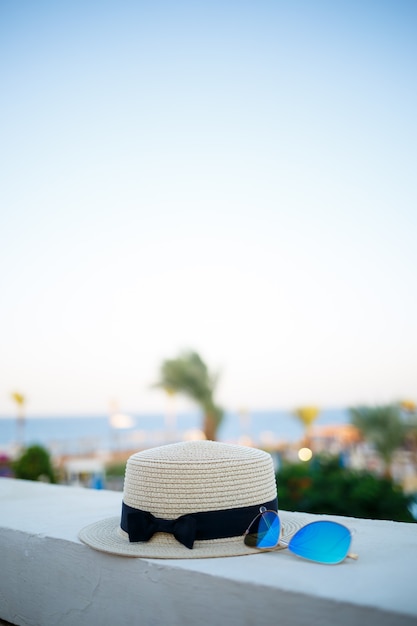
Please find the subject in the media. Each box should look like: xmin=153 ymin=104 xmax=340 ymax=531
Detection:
xmin=244 ymin=507 xmax=358 ymax=564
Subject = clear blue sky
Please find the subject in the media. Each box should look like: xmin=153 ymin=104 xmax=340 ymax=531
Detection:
xmin=1 ymin=0 xmax=416 ymax=415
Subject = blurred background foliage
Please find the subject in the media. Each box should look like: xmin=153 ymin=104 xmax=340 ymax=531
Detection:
xmin=13 ymin=444 xmax=56 ymax=483
xmin=154 ymin=350 xmax=224 ymax=441
xmin=276 ymin=456 xmax=415 ymax=523
xmin=349 ymin=404 xmax=409 ymax=477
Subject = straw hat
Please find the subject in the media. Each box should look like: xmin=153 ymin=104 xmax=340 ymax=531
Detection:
xmin=79 ymin=440 xmax=303 ymax=558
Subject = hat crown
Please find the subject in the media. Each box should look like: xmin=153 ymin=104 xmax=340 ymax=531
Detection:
xmin=79 ymin=441 xmax=307 ymax=559
xmin=123 ymin=440 xmax=277 ymax=517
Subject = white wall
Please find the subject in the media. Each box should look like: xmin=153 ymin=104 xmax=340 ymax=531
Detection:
xmin=1 ymin=478 xmax=417 ymax=626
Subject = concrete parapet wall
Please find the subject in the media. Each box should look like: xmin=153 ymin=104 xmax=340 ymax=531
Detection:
xmin=1 ymin=478 xmax=416 ymax=626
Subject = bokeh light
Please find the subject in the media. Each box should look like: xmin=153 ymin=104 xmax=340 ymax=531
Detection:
xmin=298 ymin=447 xmax=313 ymax=462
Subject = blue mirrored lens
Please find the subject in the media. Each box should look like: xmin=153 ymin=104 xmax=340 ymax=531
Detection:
xmin=244 ymin=511 xmax=280 ymax=549
xmin=288 ymin=521 xmax=351 ymax=564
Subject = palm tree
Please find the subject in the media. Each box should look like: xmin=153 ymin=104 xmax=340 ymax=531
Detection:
xmin=163 ymin=387 xmax=177 ymax=442
xmin=11 ymin=391 xmax=26 ymax=448
xmin=349 ymin=404 xmax=406 ymax=478
xmin=294 ymin=406 xmax=320 ymax=447
xmin=154 ymin=350 xmax=224 ymax=441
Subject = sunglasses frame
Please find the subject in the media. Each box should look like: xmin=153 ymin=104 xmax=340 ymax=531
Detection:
xmin=244 ymin=507 xmax=358 ymax=564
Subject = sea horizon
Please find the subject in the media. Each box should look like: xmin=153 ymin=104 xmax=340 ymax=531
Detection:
xmin=0 ymin=407 xmax=351 ymax=456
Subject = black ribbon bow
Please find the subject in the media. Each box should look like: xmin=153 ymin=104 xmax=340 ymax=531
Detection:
xmin=127 ymin=509 xmax=197 ymax=549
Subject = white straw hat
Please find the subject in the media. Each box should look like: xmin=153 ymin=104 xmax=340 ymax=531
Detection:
xmin=79 ymin=440 xmax=303 ymax=558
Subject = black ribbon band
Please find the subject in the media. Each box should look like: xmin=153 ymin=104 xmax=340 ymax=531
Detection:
xmin=121 ymin=498 xmax=278 ymax=549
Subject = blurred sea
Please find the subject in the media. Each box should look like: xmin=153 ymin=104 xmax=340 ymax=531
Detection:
xmin=0 ymin=408 xmax=350 ymax=457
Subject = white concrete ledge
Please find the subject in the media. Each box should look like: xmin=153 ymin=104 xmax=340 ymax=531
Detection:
xmin=1 ymin=477 xmax=417 ymax=626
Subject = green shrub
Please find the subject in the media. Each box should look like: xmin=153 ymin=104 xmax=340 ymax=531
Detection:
xmin=105 ymin=462 xmax=126 ymax=477
xmin=13 ymin=444 xmax=56 ymax=483
xmin=277 ymin=455 xmax=415 ymax=522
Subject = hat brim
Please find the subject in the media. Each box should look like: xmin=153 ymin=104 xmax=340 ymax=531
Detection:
xmin=78 ymin=511 xmax=306 ymax=559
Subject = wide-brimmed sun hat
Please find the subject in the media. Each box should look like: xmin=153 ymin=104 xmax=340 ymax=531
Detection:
xmin=79 ymin=440 xmax=303 ymax=559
